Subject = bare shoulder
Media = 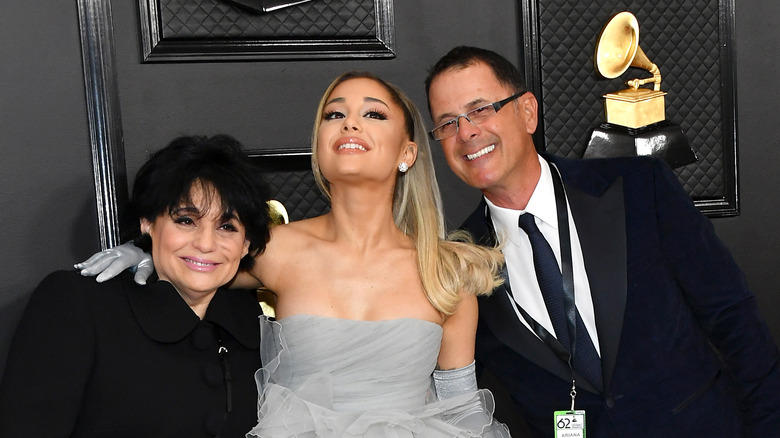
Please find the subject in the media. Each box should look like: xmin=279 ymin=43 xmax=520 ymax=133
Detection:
xmin=265 ymin=216 xmax=326 ymax=252
xmin=252 ymin=216 xmax=327 ymax=289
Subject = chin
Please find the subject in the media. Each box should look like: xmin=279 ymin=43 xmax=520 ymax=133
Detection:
xmin=461 ymin=174 xmax=492 ymax=190
xmin=176 ymin=275 xmax=230 ymax=296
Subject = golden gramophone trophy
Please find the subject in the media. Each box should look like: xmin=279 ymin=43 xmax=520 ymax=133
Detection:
xmin=583 ymin=12 xmax=697 ymax=168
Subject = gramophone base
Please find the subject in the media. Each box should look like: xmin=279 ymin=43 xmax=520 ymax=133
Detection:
xmin=604 ymin=89 xmax=666 ymax=128
xmin=583 ymin=121 xmax=697 ymax=169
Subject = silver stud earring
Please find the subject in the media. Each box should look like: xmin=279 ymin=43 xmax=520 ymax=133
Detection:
xmin=398 ymin=162 xmax=409 ymax=173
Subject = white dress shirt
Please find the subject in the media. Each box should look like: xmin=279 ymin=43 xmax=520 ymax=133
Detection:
xmin=485 ymin=154 xmax=601 ymax=355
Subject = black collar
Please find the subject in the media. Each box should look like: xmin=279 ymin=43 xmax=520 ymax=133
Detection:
xmin=122 ymin=272 xmax=260 ymax=349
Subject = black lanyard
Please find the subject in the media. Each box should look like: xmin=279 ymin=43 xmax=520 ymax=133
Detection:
xmin=502 ymin=160 xmax=578 ymax=371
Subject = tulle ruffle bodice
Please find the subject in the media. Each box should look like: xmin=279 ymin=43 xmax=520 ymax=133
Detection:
xmin=247 ymin=314 xmax=510 ymax=437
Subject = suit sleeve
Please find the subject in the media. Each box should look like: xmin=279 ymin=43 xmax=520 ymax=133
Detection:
xmin=652 ymin=160 xmax=780 ymax=435
xmin=0 ymin=271 xmax=96 ymax=437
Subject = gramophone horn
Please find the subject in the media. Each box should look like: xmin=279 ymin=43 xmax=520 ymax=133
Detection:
xmin=595 ymin=11 xmax=661 ymax=90
xmin=267 ymin=199 xmax=289 ymax=226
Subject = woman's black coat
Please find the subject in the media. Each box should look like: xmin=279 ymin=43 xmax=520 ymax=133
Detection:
xmin=0 ymin=270 xmax=262 ymax=437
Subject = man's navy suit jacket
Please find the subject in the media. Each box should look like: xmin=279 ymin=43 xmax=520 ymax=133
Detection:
xmin=463 ymin=154 xmax=780 ymax=437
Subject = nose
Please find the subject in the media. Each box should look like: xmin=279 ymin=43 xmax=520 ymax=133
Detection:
xmin=193 ymin=227 xmax=217 ymax=253
xmin=455 ymin=115 xmax=480 ymax=140
xmin=341 ymin=114 xmax=362 ymax=132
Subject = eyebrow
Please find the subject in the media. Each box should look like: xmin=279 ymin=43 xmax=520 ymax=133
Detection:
xmin=435 ymin=97 xmax=489 ymax=124
xmin=172 ymin=206 xmax=201 ymax=216
xmin=325 ymin=96 xmax=390 ymax=108
xmin=172 ymin=205 xmax=238 ymax=222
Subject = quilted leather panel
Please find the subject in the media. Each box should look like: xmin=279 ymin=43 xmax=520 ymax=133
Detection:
xmin=249 ymin=153 xmax=330 ymax=222
xmin=159 ymin=0 xmax=376 ymax=38
xmin=536 ymin=0 xmax=726 ymax=198
xmin=265 ymin=170 xmax=330 ymax=221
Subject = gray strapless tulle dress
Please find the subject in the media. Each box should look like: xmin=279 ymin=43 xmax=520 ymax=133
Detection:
xmin=246 ymin=314 xmax=511 ymax=437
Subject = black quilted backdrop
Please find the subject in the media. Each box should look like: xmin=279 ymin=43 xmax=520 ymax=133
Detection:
xmin=140 ymin=0 xmax=395 ymax=61
xmin=528 ymin=0 xmax=735 ymax=207
xmin=159 ymin=0 xmax=376 ymax=39
xmin=249 ymin=152 xmax=330 ymax=222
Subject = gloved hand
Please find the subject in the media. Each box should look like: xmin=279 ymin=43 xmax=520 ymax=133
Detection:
xmin=74 ymin=242 xmax=154 ymax=285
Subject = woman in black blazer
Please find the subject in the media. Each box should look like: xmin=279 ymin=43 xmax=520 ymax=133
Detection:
xmin=0 ymin=135 xmax=271 ymax=437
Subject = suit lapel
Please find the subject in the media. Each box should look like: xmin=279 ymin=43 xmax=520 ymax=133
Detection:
xmin=465 ymin=199 xmax=594 ymax=390
xmin=478 ymin=278 xmax=578 ymax=384
xmin=465 ymin=157 xmax=628 ymax=393
xmin=550 ymin=156 xmax=627 ymax=391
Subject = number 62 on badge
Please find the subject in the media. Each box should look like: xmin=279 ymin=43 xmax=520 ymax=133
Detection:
xmin=554 ymin=410 xmax=585 ymax=438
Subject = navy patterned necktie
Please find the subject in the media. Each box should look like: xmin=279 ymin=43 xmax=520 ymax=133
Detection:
xmin=518 ymin=213 xmax=603 ymax=392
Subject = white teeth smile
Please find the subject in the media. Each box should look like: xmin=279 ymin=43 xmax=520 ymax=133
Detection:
xmin=338 ymin=143 xmax=367 ymax=151
xmin=466 ymin=144 xmax=495 ymax=161
xmin=186 ymin=259 xmax=215 ymax=267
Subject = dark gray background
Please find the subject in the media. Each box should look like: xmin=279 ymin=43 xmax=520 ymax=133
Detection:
xmin=1 ymin=1 xmax=778 ymax=432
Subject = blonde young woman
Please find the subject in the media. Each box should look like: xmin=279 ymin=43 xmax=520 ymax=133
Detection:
xmin=78 ymin=72 xmax=510 ymax=437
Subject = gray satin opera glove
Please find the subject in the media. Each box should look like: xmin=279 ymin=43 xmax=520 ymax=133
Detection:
xmin=433 ymin=360 xmax=478 ymax=400
xmin=74 ymin=242 xmax=154 ymax=285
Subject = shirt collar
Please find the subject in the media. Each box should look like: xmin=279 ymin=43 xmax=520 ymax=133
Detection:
xmin=485 ymin=154 xmax=559 ymax=234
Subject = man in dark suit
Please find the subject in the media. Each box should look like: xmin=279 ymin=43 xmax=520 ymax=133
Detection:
xmin=425 ymin=46 xmax=780 ymax=437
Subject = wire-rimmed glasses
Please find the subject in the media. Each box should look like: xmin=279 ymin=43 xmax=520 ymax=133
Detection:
xmin=429 ymin=92 xmax=524 ymax=140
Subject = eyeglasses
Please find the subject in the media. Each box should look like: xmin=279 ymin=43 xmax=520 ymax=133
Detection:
xmin=429 ymin=92 xmax=524 ymax=140
xmin=429 ymin=92 xmax=525 ymax=140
